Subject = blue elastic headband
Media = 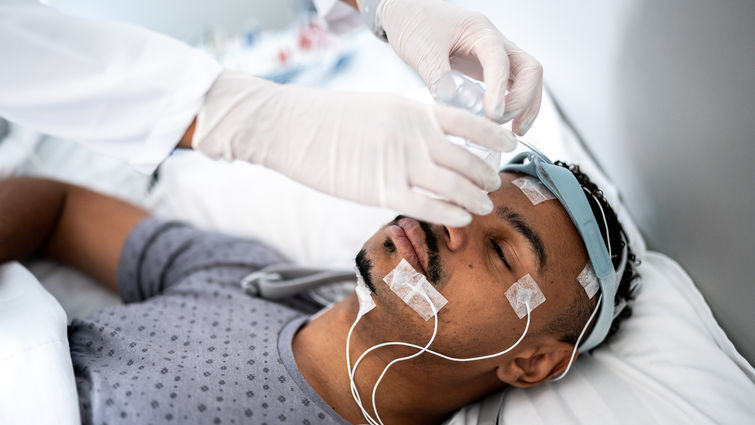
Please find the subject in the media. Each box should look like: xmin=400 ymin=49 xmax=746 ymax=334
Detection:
xmin=502 ymin=152 xmax=618 ymax=352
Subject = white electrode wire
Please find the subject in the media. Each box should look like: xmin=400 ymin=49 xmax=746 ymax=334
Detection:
xmin=346 ymin=311 xmax=375 ymax=423
xmin=351 ymin=301 xmax=530 ymax=373
xmin=346 ymin=290 xmax=438 ymax=425
xmin=347 ymin=301 xmax=532 ymax=424
xmin=346 ymin=290 xmax=533 ymax=424
xmin=518 ymin=139 xmax=548 ymax=161
xmin=585 ymin=189 xmax=612 ymax=257
xmin=371 ymin=292 xmax=438 ymax=425
xmin=551 ymin=293 xmax=603 ymax=382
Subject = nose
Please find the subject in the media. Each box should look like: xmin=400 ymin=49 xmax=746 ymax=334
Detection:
xmin=444 ymin=224 xmax=468 ymax=252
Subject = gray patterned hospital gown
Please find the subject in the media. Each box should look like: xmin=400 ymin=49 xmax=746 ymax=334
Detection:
xmin=68 ymin=218 xmax=350 ymax=425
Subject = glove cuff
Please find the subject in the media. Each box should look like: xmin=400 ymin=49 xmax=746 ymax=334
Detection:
xmin=358 ymin=0 xmax=388 ymax=42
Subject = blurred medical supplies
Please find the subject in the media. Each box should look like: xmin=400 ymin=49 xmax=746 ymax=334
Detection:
xmin=197 ymin=17 xmax=354 ymax=85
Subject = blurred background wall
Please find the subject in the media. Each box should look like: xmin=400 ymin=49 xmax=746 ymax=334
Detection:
xmin=42 ymin=0 xmax=311 ymax=41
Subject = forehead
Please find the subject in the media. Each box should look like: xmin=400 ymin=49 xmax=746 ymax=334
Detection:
xmin=491 ymin=171 xmax=588 ymax=278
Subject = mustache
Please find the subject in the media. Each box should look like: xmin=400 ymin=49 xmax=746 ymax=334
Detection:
xmin=392 ymin=216 xmax=445 ymax=284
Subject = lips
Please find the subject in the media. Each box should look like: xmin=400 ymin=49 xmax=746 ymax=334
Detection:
xmin=385 ymin=218 xmax=429 ymax=275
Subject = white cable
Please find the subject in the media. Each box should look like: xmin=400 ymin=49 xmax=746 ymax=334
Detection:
xmin=584 ymin=189 xmax=611 ymax=257
xmin=347 ymin=289 xmax=438 ymax=425
xmin=348 ymin=300 xmax=532 ymax=424
xmin=371 ymin=292 xmax=439 ymax=425
xmin=347 ymin=310 xmax=386 ymax=424
xmin=352 ymin=302 xmax=530 ymax=372
xmin=551 ymin=293 xmax=603 ymax=382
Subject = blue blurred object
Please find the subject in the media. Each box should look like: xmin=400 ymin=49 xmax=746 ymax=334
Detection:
xmin=331 ymin=52 xmax=354 ymax=74
xmin=264 ymin=66 xmax=304 ymax=84
xmin=197 ymin=14 xmax=355 ymax=87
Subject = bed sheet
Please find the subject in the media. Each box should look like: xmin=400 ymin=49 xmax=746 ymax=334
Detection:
xmin=0 ymin=262 xmax=80 ymax=425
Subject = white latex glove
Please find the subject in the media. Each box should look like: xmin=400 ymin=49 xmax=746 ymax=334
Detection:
xmin=193 ymin=70 xmax=518 ymax=226
xmin=377 ymin=0 xmax=543 ymax=135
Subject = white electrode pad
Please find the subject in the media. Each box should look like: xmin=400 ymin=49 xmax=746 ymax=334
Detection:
xmin=505 ymin=274 xmax=546 ymax=319
xmin=512 ymin=176 xmax=556 ymax=205
xmin=354 ymin=266 xmax=376 ymax=317
xmin=577 ymin=263 xmax=600 ymax=299
xmin=382 ymin=259 xmax=448 ymax=321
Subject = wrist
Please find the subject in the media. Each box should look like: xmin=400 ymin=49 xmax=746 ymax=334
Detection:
xmin=178 ymin=117 xmax=196 ymax=150
xmin=341 ymin=0 xmax=360 ymax=10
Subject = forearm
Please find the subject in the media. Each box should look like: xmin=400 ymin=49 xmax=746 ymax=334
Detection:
xmin=0 ymin=177 xmax=66 ymax=263
xmin=0 ymin=177 xmax=149 ymax=291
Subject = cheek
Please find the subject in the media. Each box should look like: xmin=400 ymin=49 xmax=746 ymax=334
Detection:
xmin=437 ymin=268 xmax=510 ymax=332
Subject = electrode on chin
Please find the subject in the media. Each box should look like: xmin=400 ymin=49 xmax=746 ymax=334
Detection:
xmin=354 ymin=265 xmax=376 ymax=318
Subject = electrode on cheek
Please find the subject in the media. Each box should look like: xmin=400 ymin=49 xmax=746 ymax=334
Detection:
xmin=512 ymin=176 xmax=556 ymax=205
xmin=505 ymin=274 xmax=546 ymax=319
xmin=382 ymin=259 xmax=448 ymax=321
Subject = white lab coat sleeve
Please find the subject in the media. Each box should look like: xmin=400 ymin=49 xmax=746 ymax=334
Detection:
xmin=0 ymin=1 xmax=222 ymax=174
xmin=312 ymin=0 xmax=363 ymax=34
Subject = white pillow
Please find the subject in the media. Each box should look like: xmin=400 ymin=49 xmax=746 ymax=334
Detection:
xmin=0 ymin=262 xmax=80 ymax=425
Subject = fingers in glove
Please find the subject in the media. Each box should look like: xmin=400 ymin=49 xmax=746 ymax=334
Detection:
xmin=512 ymin=84 xmax=543 ymax=136
xmin=500 ymin=49 xmax=543 ymax=133
xmin=424 ymin=57 xmax=454 ymax=98
xmin=410 ymin=165 xmax=494 ymax=218
xmin=431 ymin=138 xmax=501 ymax=192
xmin=397 ymin=189 xmax=474 ymax=227
xmin=434 ymin=106 xmax=517 ymax=152
xmin=471 ymin=37 xmax=511 ymax=123
xmin=449 ymin=55 xmax=484 ymax=82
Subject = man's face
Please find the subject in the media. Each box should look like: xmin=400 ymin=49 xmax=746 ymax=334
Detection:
xmin=354 ymin=171 xmax=589 ymax=363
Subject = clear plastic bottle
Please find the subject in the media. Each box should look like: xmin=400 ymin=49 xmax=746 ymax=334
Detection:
xmin=433 ymin=70 xmax=501 ymax=170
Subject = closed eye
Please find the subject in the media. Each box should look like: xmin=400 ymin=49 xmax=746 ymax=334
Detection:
xmin=490 ymin=239 xmax=512 ymax=271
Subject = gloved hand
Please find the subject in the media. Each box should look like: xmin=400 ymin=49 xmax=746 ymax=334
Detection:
xmin=193 ymin=70 xmax=517 ymax=226
xmin=376 ymin=0 xmax=543 ymax=135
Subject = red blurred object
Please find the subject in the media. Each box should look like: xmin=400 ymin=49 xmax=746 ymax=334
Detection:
xmin=298 ymin=32 xmax=312 ymax=51
xmin=277 ymin=49 xmax=290 ymax=65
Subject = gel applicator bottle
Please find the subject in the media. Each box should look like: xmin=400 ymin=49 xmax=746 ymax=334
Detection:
xmin=433 ymin=70 xmax=501 ymax=170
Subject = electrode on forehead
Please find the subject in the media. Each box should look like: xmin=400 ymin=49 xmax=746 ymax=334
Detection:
xmin=505 ymin=274 xmax=546 ymax=319
xmin=383 ymin=259 xmax=447 ymax=321
xmin=577 ymin=263 xmax=600 ymax=299
xmin=512 ymin=176 xmax=556 ymax=205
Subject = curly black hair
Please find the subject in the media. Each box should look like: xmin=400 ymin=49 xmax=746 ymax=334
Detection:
xmin=543 ymin=161 xmax=641 ymax=349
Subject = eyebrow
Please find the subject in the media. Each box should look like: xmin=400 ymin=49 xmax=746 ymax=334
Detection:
xmin=495 ymin=206 xmax=547 ymax=272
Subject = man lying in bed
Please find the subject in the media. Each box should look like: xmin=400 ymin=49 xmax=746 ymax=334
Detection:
xmin=0 ymin=161 xmax=638 ymax=425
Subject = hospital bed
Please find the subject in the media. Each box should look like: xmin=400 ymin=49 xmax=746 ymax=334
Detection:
xmin=1 ymin=1 xmax=754 ymax=424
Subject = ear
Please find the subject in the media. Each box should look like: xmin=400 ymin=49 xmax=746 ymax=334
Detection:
xmin=495 ymin=341 xmax=575 ymax=388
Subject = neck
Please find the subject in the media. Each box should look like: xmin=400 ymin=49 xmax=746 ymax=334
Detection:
xmin=292 ymin=295 xmax=494 ymax=425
